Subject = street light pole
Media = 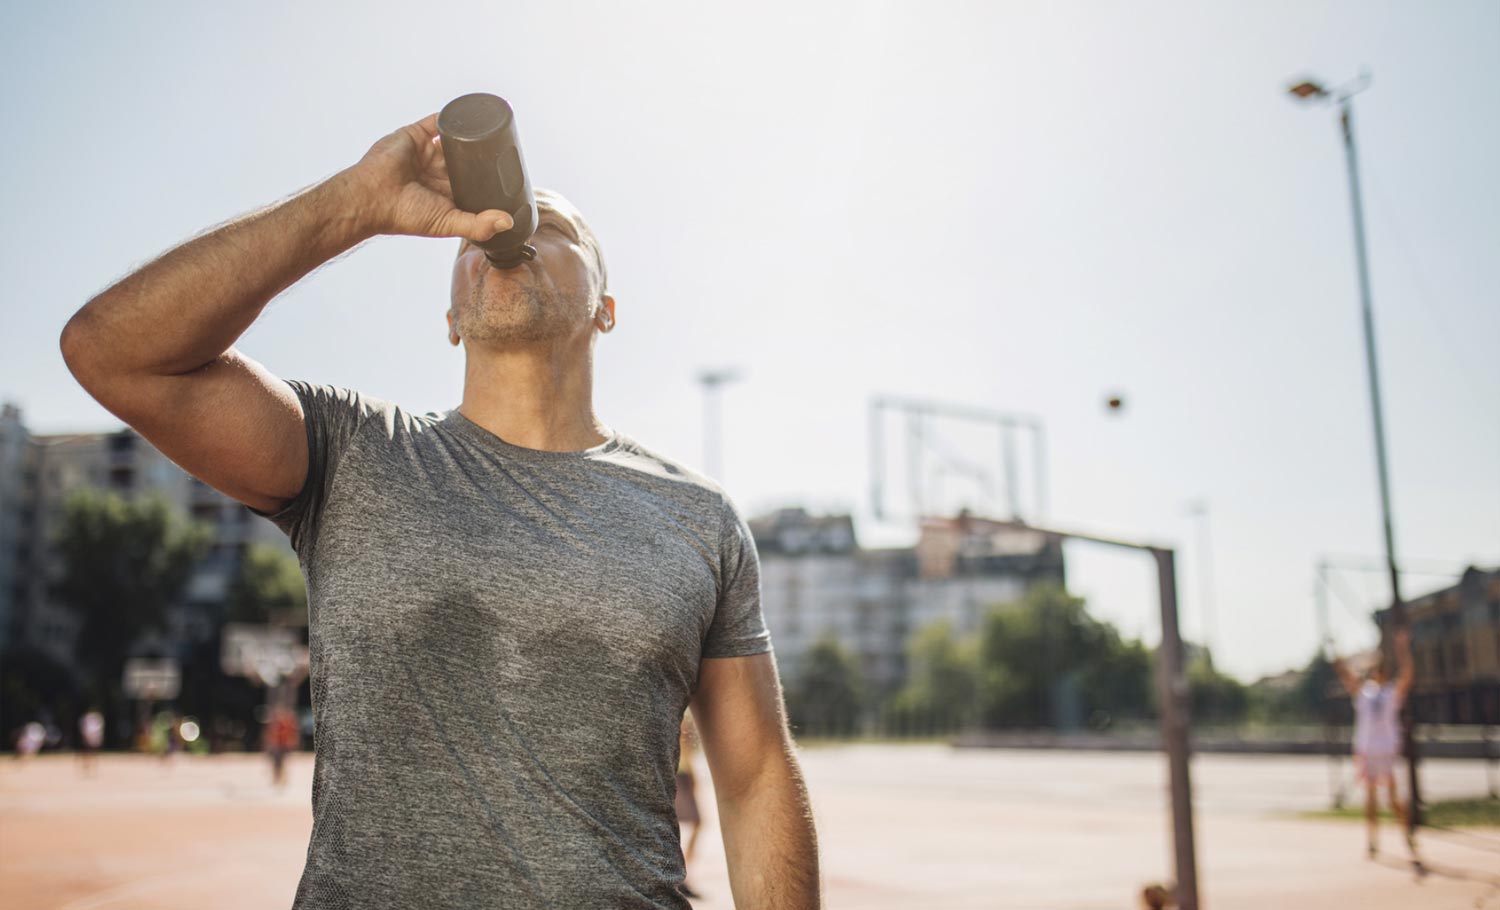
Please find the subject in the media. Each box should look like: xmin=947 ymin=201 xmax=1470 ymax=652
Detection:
xmin=697 ymin=368 xmax=744 ymax=480
xmin=1288 ymin=72 xmax=1420 ymax=830
xmin=1184 ymin=500 xmax=1218 ymax=663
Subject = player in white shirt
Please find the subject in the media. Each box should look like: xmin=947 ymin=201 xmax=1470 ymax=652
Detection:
xmin=1334 ymin=627 xmax=1416 ymax=862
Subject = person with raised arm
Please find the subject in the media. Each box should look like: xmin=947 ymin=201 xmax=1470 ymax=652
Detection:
xmin=1332 ymin=627 xmax=1418 ymax=866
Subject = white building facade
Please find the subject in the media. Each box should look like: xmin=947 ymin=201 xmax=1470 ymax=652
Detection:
xmin=751 ymin=508 xmax=1065 ymax=701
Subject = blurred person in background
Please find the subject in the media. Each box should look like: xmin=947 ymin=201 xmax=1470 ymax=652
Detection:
xmin=60 ymin=107 xmax=819 ymax=909
xmin=675 ymin=711 xmax=704 ymax=900
xmin=264 ymin=704 xmax=300 ymax=788
xmin=77 ymin=706 xmax=105 ymax=775
xmin=13 ymin=721 xmax=46 ymax=760
xmin=248 ymin=647 xmax=310 ymax=788
xmin=149 ymin=710 xmax=182 ymax=761
xmin=1334 ymin=628 xmax=1418 ymax=865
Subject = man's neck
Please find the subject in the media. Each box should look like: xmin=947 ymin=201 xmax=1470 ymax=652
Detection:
xmin=458 ymin=340 xmax=609 ymax=452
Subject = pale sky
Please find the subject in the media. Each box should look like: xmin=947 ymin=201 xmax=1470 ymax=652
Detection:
xmin=3 ymin=1 xmax=1496 ymax=680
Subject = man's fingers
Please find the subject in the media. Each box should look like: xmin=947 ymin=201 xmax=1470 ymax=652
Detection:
xmin=418 ymin=172 xmax=453 ymax=198
xmin=414 ymin=112 xmax=441 ymax=139
xmin=449 ymin=209 xmax=513 ymax=242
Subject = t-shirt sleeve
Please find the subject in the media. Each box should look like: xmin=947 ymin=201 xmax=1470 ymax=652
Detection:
xmin=249 ymin=379 xmax=369 ymax=558
xmin=701 ymin=494 xmax=773 ymax=659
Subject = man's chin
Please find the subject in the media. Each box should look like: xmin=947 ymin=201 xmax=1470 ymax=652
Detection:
xmin=482 ymin=257 xmax=536 ymax=281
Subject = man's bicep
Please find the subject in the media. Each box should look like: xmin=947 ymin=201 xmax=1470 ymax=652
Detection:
xmin=93 ymin=349 xmax=308 ymax=515
xmin=690 ymin=651 xmax=793 ymax=801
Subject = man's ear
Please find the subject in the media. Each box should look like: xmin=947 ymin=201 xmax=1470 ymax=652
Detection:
xmin=595 ymin=295 xmax=617 ymax=334
xmin=447 ymin=309 xmax=461 ymax=346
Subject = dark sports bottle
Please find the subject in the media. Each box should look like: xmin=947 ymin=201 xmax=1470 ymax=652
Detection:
xmin=437 ymin=93 xmax=537 ymax=268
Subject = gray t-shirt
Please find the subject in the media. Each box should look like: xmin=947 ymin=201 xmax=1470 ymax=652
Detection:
xmin=253 ymin=380 xmax=772 ymax=910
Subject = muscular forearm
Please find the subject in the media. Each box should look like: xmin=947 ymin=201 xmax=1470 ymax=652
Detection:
xmin=717 ymin=761 xmax=821 ymax=909
xmin=63 ymin=171 xmax=373 ymax=379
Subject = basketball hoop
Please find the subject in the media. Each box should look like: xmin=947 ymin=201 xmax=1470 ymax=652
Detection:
xmin=123 ymin=658 xmax=181 ymax=701
xmin=222 ymin=623 xmax=306 ymax=687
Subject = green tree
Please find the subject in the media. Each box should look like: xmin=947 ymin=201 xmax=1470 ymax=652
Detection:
xmin=0 ymin=644 xmax=80 ymax=746
xmin=1248 ymin=653 xmax=1350 ymax=725
xmin=1078 ymin=628 xmax=1155 ymax=729
xmin=887 ymin=618 xmax=978 ymax=734
xmin=1187 ymin=654 xmax=1248 ymax=725
xmin=978 ymin=584 xmax=1105 ymax=729
xmin=50 ymin=489 xmax=212 ymax=706
xmin=226 ymin=542 xmax=307 ymax=626
xmin=976 ymin=584 xmax=1158 ymax=731
xmin=785 ymin=635 xmax=865 ymax=737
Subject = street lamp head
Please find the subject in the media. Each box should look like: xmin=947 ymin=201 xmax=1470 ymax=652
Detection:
xmin=1288 ymin=79 xmax=1328 ymax=101
xmin=696 ymin=367 xmax=745 ymax=388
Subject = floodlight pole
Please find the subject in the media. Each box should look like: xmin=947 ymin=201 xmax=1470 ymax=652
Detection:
xmin=995 ymin=521 xmax=1199 ymax=910
xmin=697 ymin=368 xmax=743 ymax=480
xmin=1288 ymin=72 xmax=1420 ymax=829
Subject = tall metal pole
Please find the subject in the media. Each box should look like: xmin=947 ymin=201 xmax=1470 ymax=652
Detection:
xmin=870 ymin=399 xmax=885 ymax=521
xmin=702 ymin=382 xmax=720 ymax=479
xmin=1338 ymin=95 xmax=1420 ymax=828
xmin=697 ymin=369 xmax=743 ymax=481
xmin=1032 ymin=422 xmax=1048 ymax=519
xmin=1185 ymin=501 xmax=1218 ymax=662
xmin=1153 ymin=547 xmax=1200 ymax=910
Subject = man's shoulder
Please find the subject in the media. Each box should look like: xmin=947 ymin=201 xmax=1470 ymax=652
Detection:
xmin=284 ymin=380 xmax=440 ymax=437
xmin=607 ymin=434 xmax=733 ymax=509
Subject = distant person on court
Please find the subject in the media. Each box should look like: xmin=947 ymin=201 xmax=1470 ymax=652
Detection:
xmin=264 ymin=705 xmax=300 ymax=789
xmin=249 ymin=646 xmax=310 ymax=788
xmin=1333 ymin=627 xmax=1417 ymax=862
xmin=14 ymin=721 xmax=45 ymax=760
xmin=77 ymin=707 xmax=105 ymax=775
xmin=675 ymin=711 xmax=704 ymax=899
xmin=62 ymin=108 xmax=820 ymax=909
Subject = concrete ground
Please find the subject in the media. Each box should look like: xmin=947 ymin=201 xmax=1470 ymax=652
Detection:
xmin=1 ymin=745 xmax=1496 ymax=909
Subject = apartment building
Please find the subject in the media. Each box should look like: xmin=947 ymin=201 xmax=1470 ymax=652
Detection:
xmin=0 ymin=402 xmax=293 ymax=672
xmin=750 ymin=507 xmax=1065 ymax=701
xmin=1376 ymin=566 xmax=1500 ymax=725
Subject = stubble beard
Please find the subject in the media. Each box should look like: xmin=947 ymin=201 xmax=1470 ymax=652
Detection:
xmin=457 ymin=266 xmax=578 ymax=346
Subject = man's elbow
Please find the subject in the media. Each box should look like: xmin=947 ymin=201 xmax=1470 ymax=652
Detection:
xmin=61 ymin=304 xmax=138 ymax=400
xmin=60 ymin=309 xmax=102 ymax=388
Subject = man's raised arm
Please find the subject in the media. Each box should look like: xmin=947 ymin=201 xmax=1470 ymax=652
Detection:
xmin=59 ymin=112 xmax=512 ymax=514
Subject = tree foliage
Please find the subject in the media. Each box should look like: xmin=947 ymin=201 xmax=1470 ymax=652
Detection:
xmin=887 ymin=618 xmax=979 ymax=733
xmin=1187 ymin=654 xmax=1248 ymax=725
xmin=1247 ymin=653 xmax=1351 ymax=725
xmin=50 ymin=489 xmax=212 ymax=691
xmin=785 ymin=635 xmax=865 ymax=737
xmin=227 ymin=542 xmax=307 ymax=626
xmin=976 ymin=583 xmax=1159 ymax=730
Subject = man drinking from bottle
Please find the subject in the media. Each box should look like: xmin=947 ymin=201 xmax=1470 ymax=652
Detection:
xmin=61 ymin=108 xmax=821 ymax=910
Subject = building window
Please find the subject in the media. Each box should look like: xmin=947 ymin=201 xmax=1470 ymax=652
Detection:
xmin=191 ymin=502 xmax=220 ymax=522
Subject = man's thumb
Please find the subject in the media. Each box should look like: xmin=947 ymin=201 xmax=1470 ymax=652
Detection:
xmin=459 ymin=209 xmax=513 ymax=242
